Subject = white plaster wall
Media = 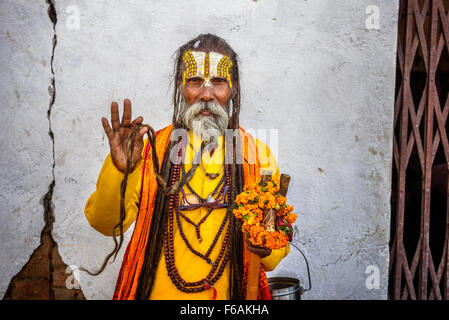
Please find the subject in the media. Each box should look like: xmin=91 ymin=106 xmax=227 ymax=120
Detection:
xmin=0 ymin=0 xmax=54 ymax=297
xmin=1 ymin=0 xmax=398 ymax=299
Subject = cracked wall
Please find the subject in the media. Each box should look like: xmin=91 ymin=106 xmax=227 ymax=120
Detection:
xmin=1 ymin=0 xmax=84 ymax=300
xmin=1 ymin=0 xmax=398 ymax=299
xmin=0 ymin=0 xmax=54 ymax=298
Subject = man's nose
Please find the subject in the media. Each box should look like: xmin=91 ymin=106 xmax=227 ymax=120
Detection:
xmin=200 ymin=86 xmax=213 ymax=101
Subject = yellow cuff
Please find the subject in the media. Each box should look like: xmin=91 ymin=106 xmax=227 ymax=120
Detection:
xmin=84 ymin=153 xmax=142 ymax=236
xmin=260 ymin=243 xmax=290 ymax=272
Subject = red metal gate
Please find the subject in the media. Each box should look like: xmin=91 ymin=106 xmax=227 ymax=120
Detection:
xmin=390 ymin=0 xmax=449 ymax=300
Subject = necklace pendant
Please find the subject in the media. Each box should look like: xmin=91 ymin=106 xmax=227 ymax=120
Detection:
xmin=206 ymin=258 xmax=216 ymax=267
xmin=207 ymin=172 xmax=219 ymax=179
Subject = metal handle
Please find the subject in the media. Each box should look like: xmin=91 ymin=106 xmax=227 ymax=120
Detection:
xmin=290 ymin=242 xmax=312 ymax=292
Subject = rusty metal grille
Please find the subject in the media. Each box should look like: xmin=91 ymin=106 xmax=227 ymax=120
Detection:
xmin=390 ymin=0 xmax=449 ymax=300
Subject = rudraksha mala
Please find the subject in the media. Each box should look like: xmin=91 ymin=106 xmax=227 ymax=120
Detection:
xmin=180 ymin=162 xmax=226 ymax=242
xmin=163 ymin=141 xmax=233 ymax=294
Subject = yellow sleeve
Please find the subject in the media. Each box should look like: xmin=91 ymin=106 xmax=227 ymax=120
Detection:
xmin=84 ymin=153 xmax=142 ymax=236
xmin=261 ymin=244 xmax=290 ymax=271
xmin=254 ymin=138 xmax=289 ymax=271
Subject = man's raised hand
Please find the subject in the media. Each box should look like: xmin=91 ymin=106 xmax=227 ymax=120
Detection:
xmin=101 ymin=99 xmax=148 ymax=172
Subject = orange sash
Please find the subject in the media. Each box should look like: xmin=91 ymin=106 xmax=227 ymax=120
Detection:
xmin=113 ymin=125 xmax=271 ymax=300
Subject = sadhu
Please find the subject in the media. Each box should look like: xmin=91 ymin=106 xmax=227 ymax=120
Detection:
xmin=84 ymin=34 xmax=292 ymax=300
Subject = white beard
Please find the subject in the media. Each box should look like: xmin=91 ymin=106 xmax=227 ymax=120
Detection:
xmin=179 ymin=97 xmax=229 ymax=143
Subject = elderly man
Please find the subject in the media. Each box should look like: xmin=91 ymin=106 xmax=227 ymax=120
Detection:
xmin=84 ymin=34 xmax=289 ymax=300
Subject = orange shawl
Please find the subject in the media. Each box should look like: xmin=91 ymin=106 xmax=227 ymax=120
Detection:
xmin=113 ymin=124 xmax=271 ymax=300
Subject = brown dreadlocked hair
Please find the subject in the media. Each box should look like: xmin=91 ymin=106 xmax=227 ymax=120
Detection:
xmin=135 ymin=34 xmax=245 ymax=300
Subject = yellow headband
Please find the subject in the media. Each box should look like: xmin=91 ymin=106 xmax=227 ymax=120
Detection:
xmin=182 ymin=50 xmax=233 ymax=88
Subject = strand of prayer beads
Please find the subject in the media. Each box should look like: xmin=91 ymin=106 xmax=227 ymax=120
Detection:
xmin=182 ymin=162 xmax=225 ymax=203
xmin=179 ymin=162 xmax=226 ymax=241
xmin=175 ymin=203 xmax=230 ymax=265
xmin=163 ymin=148 xmax=232 ymax=293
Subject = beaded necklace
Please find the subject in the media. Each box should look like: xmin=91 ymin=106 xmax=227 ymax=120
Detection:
xmin=189 ymin=142 xmax=224 ymax=180
xmin=179 ymin=144 xmax=227 ymax=241
xmin=163 ymin=141 xmax=232 ymax=294
xmin=182 ymin=162 xmax=225 ymax=203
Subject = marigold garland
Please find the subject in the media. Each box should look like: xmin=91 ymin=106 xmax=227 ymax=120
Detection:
xmin=231 ymin=178 xmax=298 ymax=250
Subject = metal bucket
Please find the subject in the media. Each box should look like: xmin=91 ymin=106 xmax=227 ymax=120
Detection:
xmin=268 ymin=243 xmax=311 ymax=300
xmin=268 ymin=277 xmax=303 ymax=300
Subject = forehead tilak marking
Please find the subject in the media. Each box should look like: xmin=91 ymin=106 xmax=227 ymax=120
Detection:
xmin=182 ymin=50 xmax=198 ymax=86
xmin=216 ymin=55 xmax=233 ymax=89
xmin=182 ymin=50 xmax=233 ymax=88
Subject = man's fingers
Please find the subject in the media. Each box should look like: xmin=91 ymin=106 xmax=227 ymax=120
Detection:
xmin=130 ymin=116 xmax=144 ymax=129
xmin=249 ymin=246 xmax=271 ymax=258
xmin=246 ymin=239 xmax=271 ymax=258
xmin=101 ymin=117 xmax=114 ymax=141
xmin=134 ymin=126 xmax=148 ymax=152
xmin=137 ymin=126 xmax=148 ymax=138
xmin=131 ymin=126 xmax=148 ymax=165
xmin=121 ymin=99 xmax=132 ymax=127
xmin=110 ymin=102 xmax=120 ymax=132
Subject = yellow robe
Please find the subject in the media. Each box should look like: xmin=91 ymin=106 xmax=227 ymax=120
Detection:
xmin=85 ymin=131 xmax=289 ymax=299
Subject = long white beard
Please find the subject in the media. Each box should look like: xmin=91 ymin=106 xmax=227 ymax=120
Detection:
xmin=179 ymin=97 xmax=229 ymax=143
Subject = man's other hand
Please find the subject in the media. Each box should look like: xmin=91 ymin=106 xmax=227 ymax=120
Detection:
xmin=246 ymin=238 xmax=272 ymax=259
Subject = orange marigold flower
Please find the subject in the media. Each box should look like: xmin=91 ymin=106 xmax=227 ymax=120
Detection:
xmin=285 ymin=213 xmax=298 ymax=224
xmin=236 ymin=194 xmax=249 ymax=205
xmin=266 ymin=184 xmax=275 ymax=194
xmin=276 ymin=195 xmax=287 ymax=205
xmin=265 ymin=193 xmax=276 ymax=209
xmin=233 ymin=208 xmax=244 ymax=219
xmin=247 ymin=215 xmax=257 ymax=226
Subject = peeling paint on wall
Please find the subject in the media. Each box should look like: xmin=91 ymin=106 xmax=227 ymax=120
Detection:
xmin=3 ymin=231 xmax=85 ymax=300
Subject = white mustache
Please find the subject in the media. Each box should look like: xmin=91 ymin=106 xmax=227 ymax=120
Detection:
xmin=180 ymin=99 xmax=229 ymax=142
xmin=190 ymin=101 xmax=224 ymax=118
